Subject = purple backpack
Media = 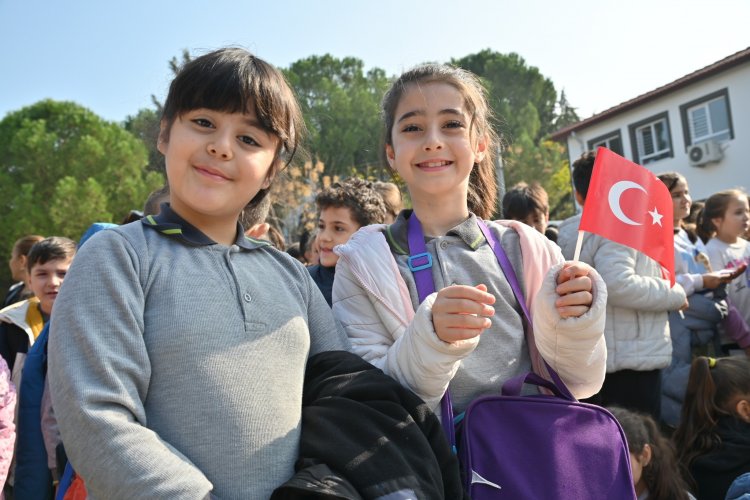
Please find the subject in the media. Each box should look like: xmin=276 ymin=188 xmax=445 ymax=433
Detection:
xmin=407 ymin=214 xmax=636 ymax=499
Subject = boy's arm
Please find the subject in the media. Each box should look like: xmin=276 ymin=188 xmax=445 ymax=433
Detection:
xmin=303 ymin=266 xmax=350 ymax=356
xmin=333 ymin=254 xmax=477 ymax=409
xmin=48 ymin=232 xmax=213 ymax=499
xmin=593 ymin=239 xmax=686 ymax=312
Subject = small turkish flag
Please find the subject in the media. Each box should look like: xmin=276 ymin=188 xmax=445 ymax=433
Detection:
xmin=580 ymin=147 xmax=675 ymax=285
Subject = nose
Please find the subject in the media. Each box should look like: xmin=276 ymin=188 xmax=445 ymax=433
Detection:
xmin=422 ymin=126 xmax=443 ymax=151
xmin=207 ymin=134 xmax=233 ymax=159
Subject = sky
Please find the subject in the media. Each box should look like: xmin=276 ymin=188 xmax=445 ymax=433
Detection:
xmin=2 ymin=0 xmax=749 ymax=125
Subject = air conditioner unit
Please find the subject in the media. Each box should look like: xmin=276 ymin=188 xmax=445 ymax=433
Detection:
xmin=687 ymin=141 xmax=723 ymax=167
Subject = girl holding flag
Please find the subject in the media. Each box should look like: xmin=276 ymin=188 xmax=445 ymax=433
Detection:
xmin=331 ymin=63 xmax=608 ymax=415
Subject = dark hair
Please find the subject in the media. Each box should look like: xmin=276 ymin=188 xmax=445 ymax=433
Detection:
xmin=26 ymin=236 xmax=77 ymax=273
xmin=501 ymin=182 xmax=549 ymax=221
xmin=674 ymin=356 xmax=750 ymax=473
xmin=544 ymin=225 xmax=559 ymax=243
xmin=239 ymin=194 xmax=272 ymax=229
xmin=381 ymin=64 xmax=499 ymax=219
xmin=285 ymin=242 xmax=302 ymax=261
xmin=12 ymin=235 xmax=45 ymax=258
xmin=696 ymin=189 xmax=746 ymax=242
xmin=143 ymin=184 xmax=170 ymax=216
xmin=609 ymin=407 xmax=692 ymax=500
xmin=315 ymin=177 xmax=387 ymax=227
xmin=571 ymin=151 xmax=596 ymax=200
xmin=372 ymin=181 xmax=403 ymax=221
xmin=160 ymin=47 xmax=305 ymax=211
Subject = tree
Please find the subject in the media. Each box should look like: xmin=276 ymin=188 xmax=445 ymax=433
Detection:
xmin=0 ymin=99 xmax=164 ymax=286
xmin=284 ymin=55 xmax=390 ymax=177
xmin=452 ymin=50 xmax=558 ymax=143
xmin=123 ymin=108 xmax=164 ymax=173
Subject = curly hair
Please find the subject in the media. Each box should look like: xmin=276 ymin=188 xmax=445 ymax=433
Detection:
xmin=315 ymin=177 xmax=387 ymax=227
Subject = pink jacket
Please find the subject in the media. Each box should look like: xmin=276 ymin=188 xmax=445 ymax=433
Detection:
xmin=0 ymin=357 xmax=16 ymax=491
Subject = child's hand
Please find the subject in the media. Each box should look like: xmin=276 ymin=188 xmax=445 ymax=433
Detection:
xmin=555 ymin=262 xmax=594 ymax=319
xmin=432 ymin=284 xmax=496 ymax=343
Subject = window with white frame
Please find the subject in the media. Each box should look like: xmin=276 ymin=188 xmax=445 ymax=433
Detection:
xmin=628 ymin=112 xmax=672 ymax=165
xmin=587 ymin=130 xmax=623 ymax=156
xmin=680 ymin=89 xmax=734 ymax=146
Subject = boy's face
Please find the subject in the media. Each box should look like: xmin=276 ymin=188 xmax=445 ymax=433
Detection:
xmin=317 ymin=206 xmax=361 ymax=267
xmin=28 ymin=256 xmax=73 ymax=316
xmin=158 ymin=107 xmax=279 ymax=233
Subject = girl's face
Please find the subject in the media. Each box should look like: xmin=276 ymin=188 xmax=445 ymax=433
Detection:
xmin=385 ymin=82 xmax=485 ymax=207
xmin=159 ymin=107 xmax=278 ymax=242
xmin=713 ymin=194 xmax=750 ymax=243
xmin=669 ymin=178 xmax=691 ymax=225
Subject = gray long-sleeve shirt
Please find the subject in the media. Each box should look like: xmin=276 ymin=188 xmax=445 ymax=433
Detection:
xmin=49 ymin=207 xmax=348 ymax=499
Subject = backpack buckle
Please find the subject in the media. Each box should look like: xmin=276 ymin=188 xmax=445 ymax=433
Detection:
xmin=408 ymin=252 xmax=432 ymax=272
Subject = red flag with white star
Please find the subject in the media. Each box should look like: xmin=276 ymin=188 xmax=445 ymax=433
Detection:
xmin=579 ymin=147 xmax=675 ymax=285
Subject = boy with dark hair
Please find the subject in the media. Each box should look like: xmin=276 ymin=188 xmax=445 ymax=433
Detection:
xmin=501 ymin=181 xmax=550 ymax=234
xmin=309 ymin=177 xmax=387 ymax=306
xmin=557 ymin=151 xmax=686 ymax=421
xmin=0 ymin=237 xmax=76 ymax=375
xmin=0 ymin=236 xmax=75 ymax=497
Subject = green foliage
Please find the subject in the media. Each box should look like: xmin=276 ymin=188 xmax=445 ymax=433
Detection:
xmin=452 ymin=50 xmax=558 ymax=142
xmin=503 ymin=138 xmax=574 ymax=221
xmin=284 ymin=55 xmax=390 ymax=177
xmin=0 ymin=99 xmax=164 ymax=286
xmin=124 ymin=108 xmax=164 ymax=173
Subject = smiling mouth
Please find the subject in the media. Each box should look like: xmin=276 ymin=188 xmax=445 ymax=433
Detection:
xmin=195 ymin=166 xmax=229 ymax=181
xmin=416 ymin=160 xmax=452 ymax=168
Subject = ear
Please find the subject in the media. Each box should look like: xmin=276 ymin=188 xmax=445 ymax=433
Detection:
xmin=245 ymin=222 xmax=270 ymax=240
xmin=157 ymin=120 xmax=169 ymax=155
xmin=261 ymin=172 xmax=273 ymax=190
xmin=385 ymin=144 xmax=395 ymax=168
xmin=640 ymin=444 xmax=653 ymax=467
xmin=574 ymin=190 xmax=585 ymax=207
xmin=475 ymin=135 xmax=488 ymax=162
xmin=736 ymin=399 xmax=750 ymax=423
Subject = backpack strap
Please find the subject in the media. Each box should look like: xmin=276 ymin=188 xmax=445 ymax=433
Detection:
xmin=476 ymin=220 xmax=572 ymax=399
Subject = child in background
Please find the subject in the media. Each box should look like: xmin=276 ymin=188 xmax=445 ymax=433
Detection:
xmin=309 ymin=177 xmax=387 ymax=306
xmin=0 ymin=236 xmax=75 ymax=497
xmin=608 ymin=406 xmax=694 ymax=500
xmin=48 ymin=47 xmax=348 ymax=499
xmin=656 ymin=173 xmax=750 ymax=427
xmin=501 ymin=181 xmax=549 ymax=234
xmin=332 ymin=64 xmax=607 ymax=414
xmin=373 ymin=180 xmax=404 ymax=224
xmin=673 ymin=356 xmax=750 ymax=499
xmin=700 ymin=189 xmax=750 ymax=345
xmin=3 ymin=235 xmax=44 ymax=308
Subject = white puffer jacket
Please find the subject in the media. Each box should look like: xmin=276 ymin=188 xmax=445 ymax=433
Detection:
xmin=333 ymin=220 xmax=608 ymax=409
xmin=558 ymin=214 xmax=687 ymax=373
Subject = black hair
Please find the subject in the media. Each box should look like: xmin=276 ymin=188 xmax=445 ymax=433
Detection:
xmin=26 ymin=236 xmax=77 ymax=273
xmin=160 ymin=47 xmax=305 ymax=211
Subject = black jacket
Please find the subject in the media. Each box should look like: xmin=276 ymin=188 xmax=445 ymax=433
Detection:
xmin=691 ymin=417 xmax=750 ymax=500
xmin=272 ymin=351 xmax=467 ymax=499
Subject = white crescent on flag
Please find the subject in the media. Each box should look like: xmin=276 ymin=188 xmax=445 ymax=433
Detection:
xmin=608 ymin=180 xmax=646 ymax=226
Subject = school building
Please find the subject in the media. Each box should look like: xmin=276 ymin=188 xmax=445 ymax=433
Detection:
xmin=551 ymin=47 xmax=750 ymax=200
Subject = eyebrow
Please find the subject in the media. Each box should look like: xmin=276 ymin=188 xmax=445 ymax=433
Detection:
xmin=396 ymin=108 xmax=464 ymax=124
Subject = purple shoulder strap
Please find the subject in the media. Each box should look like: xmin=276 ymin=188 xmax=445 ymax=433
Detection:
xmin=406 ymin=214 xmax=572 ymax=445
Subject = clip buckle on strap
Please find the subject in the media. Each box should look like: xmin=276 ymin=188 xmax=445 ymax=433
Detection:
xmin=407 ymin=252 xmax=432 ymax=271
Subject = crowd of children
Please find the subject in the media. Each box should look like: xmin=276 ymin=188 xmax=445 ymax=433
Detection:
xmin=0 ymin=46 xmax=748 ymax=499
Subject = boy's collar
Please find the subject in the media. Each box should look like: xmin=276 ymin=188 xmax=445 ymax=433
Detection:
xmin=141 ymin=203 xmax=269 ymax=250
xmin=385 ymin=209 xmax=485 ymax=255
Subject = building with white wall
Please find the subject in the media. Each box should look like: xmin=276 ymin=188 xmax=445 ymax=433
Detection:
xmin=551 ymin=47 xmax=750 ymax=200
